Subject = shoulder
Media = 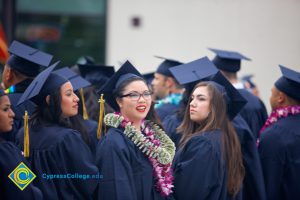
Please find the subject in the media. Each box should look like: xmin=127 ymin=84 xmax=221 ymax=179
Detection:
xmin=183 ymin=130 xmax=222 ymax=158
xmin=100 ymin=127 xmax=129 ymax=149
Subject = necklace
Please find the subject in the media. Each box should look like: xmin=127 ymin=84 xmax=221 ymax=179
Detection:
xmin=257 ymin=105 xmax=300 ymax=145
xmin=104 ymin=112 xmax=176 ymax=196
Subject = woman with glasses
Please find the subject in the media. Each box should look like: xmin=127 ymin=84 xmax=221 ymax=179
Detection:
xmin=0 ymin=89 xmax=43 ymax=199
xmin=96 ymin=61 xmax=175 ymax=200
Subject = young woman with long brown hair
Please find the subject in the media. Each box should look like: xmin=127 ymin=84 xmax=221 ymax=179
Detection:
xmin=172 ymin=81 xmax=245 ymax=200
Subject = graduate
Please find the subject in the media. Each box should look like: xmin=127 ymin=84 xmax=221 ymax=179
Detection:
xmin=96 ymin=60 xmax=175 ymax=200
xmin=210 ymin=48 xmax=268 ymax=139
xmin=1 ymin=40 xmax=53 ymax=143
xmin=53 ymin=67 xmax=98 ymax=156
xmin=258 ymin=65 xmax=300 ymax=200
xmin=0 ymin=89 xmax=43 ymax=199
xmin=16 ymin=62 xmax=99 ymax=200
xmin=151 ymin=56 xmax=184 ymax=121
xmin=169 ymin=57 xmax=266 ymax=200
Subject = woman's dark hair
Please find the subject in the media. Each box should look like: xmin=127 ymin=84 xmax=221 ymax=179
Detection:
xmin=113 ymin=76 xmax=162 ymax=126
xmin=30 ymin=87 xmax=90 ymax=146
xmin=177 ymin=81 xmax=244 ymax=197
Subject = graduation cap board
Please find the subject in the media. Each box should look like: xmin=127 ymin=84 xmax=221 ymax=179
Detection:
xmin=53 ymin=67 xmax=91 ymax=91
xmin=154 ymin=56 xmax=183 ymax=77
xmin=17 ymin=61 xmax=67 ymax=106
xmin=97 ymin=60 xmax=143 ymax=111
xmin=209 ymin=48 xmax=251 ymax=73
xmin=77 ymin=64 xmax=115 ymax=78
xmin=7 ymin=40 xmax=53 ymax=76
xmin=275 ymin=65 xmax=300 ymax=101
xmin=142 ymin=72 xmax=155 ymax=85
xmin=169 ymin=56 xmax=247 ymax=120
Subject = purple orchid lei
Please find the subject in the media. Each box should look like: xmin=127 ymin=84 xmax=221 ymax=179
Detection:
xmin=257 ymin=105 xmax=300 ymax=146
xmin=105 ymin=112 xmax=175 ymax=197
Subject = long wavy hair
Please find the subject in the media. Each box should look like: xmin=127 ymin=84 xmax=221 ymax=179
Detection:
xmin=177 ymin=81 xmax=244 ymax=197
xmin=30 ymin=88 xmax=90 ymax=146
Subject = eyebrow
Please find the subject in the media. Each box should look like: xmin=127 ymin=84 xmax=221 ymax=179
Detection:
xmin=125 ymin=90 xmax=149 ymax=93
xmin=192 ymin=94 xmax=207 ymax=98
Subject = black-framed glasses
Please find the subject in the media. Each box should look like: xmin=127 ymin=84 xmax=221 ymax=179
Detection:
xmin=120 ymin=91 xmax=152 ymax=101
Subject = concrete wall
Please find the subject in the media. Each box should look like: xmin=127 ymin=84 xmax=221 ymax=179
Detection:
xmin=106 ymin=0 xmax=300 ymax=112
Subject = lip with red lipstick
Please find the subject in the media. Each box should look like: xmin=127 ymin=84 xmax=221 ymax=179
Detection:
xmin=136 ymin=104 xmax=147 ymax=113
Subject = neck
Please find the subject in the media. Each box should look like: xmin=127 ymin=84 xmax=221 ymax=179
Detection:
xmin=121 ymin=113 xmax=142 ymax=131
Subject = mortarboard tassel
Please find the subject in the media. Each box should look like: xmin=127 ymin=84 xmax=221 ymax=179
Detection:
xmin=80 ymin=88 xmax=89 ymax=120
xmin=23 ymin=111 xmax=30 ymax=158
xmin=97 ymin=94 xmax=106 ymax=139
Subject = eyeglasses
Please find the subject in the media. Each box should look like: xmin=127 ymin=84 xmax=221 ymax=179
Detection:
xmin=120 ymin=91 xmax=152 ymax=101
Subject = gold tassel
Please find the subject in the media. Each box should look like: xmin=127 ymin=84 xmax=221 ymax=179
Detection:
xmin=23 ymin=111 xmax=30 ymax=158
xmin=80 ymin=88 xmax=89 ymax=120
xmin=97 ymin=94 xmax=105 ymax=139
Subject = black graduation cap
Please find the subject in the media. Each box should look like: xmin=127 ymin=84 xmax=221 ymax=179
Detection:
xmin=77 ymin=64 xmax=115 ymax=89
xmin=210 ymin=72 xmax=248 ymax=120
xmin=7 ymin=40 xmax=53 ymax=77
xmin=275 ymin=65 xmax=300 ymax=101
xmin=170 ymin=56 xmax=247 ymax=119
xmin=53 ymin=67 xmax=91 ymax=91
xmin=17 ymin=61 xmax=68 ymax=106
xmin=241 ymin=74 xmax=256 ymax=88
xmin=142 ymin=72 xmax=155 ymax=85
xmin=97 ymin=60 xmax=143 ymax=111
xmin=209 ymin=48 xmax=251 ymax=73
xmin=155 ymin=56 xmax=183 ymax=77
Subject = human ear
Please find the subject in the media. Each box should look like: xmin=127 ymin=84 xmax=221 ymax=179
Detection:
xmin=46 ymin=95 xmax=51 ymax=105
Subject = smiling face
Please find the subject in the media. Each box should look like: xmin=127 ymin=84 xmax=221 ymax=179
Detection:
xmin=0 ymin=95 xmax=15 ymax=132
xmin=189 ymin=86 xmax=211 ymax=124
xmin=116 ymin=80 xmax=152 ymax=124
xmin=60 ymin=81 xmax=80 ymax=117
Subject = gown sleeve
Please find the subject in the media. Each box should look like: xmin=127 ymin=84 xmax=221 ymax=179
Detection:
xmin=258 ymin=125 xmax=286 ymax=200
xmin=173 ymin=135 xmax=226 ymax=200
xmin=96 ymin=128 xmax=139 ymax=200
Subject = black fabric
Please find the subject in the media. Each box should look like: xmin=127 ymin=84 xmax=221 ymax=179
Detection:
xmin=0 ymin=140 xmax=43 ymax=199
xmin=259 ymin=114 xmax=300 ymax=200
xmin=16 ymin=124 xmax=99 ymax=200
xmin=96 ymin=127 xmax=171 ymax=200
xmin=172 ymin=131 xmax=241 ymax=200
xmin=238 ymin=89 xmax=268 ymax=139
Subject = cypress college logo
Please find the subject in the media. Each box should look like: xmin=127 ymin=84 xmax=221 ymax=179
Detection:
xmin=8 ymin=162 xmax=36 ymax=190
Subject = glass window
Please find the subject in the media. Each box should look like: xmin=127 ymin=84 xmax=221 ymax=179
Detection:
xmin=16 ymin=0 xmax=107 ymax=66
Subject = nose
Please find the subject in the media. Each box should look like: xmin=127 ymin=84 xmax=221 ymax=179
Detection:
xmin=9 ymin=109 xmax=15 ymax=118
xmin=74 ymin=94 xmax=80 ymax=102
xmin=190 ymin=99 xmax=196 ymax=107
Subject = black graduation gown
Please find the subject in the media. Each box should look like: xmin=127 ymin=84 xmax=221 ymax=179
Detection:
xmin=82 ymin=118 xmax=98 ymax=156
xmin=258 ymin=114 xmax=300 ymax=200
xmin=96 ymin=127 xmax=171 ymax=200
xmin=162 ymin=114 xmax=182 ymax=149
xmin=4 ymin=79 xmax=36 ymax=143
xmin=232 ymin=115 xmax=266 ymax=200
xmin=156 ymin=103 xmax=179 ymax=122
xmin=238 ymin=89 xmax=268 ymax=139
xmin=16 ymin=124 xmax=99 ymax=200
xmin=172 ymin=130 xmax=241 ymax=200
xmin=0 ymin=140 xmax=43 ymax=199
